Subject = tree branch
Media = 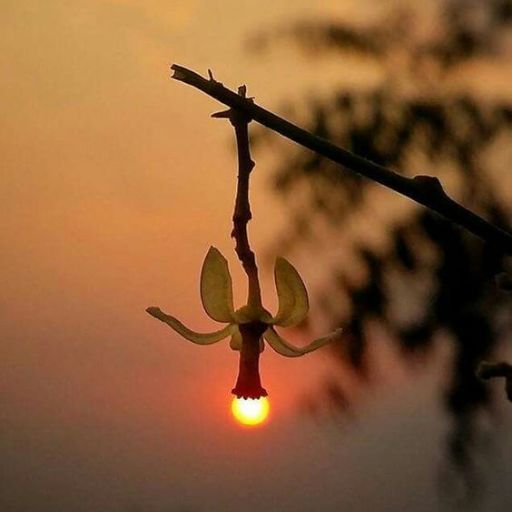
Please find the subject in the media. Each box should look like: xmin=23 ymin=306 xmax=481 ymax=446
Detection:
xmin=477 ymin=361 xmax=512 ymax=401
xmin=171 ymin=64 xmax=512 ymax=256
xmin=212 ymin=86 xmax=262 ymax=308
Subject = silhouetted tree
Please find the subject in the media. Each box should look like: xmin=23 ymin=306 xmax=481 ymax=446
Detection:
xmin=250 ymin=0 xmax=512 ymax=505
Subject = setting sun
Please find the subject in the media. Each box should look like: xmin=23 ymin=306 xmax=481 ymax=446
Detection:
xmin=231 ymin=397 xmax=270 ymax=426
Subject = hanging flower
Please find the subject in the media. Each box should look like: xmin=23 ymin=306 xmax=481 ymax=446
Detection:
xmin=147 ymin=246 xmax=342 ymax=398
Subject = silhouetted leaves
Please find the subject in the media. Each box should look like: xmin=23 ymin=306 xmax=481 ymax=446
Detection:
xmin=252 ymin=0 xmax=512 ymax=503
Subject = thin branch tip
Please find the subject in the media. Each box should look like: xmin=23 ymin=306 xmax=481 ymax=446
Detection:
xmin=476 ymin=361 xmax=512 ymax=380
xmin=146 ymin=306 xmax=163 ymax=319
xmin=211 ymin=109 xmax=231 ymax=119
xmin=170 ymin=64 xmax=187 ymax=81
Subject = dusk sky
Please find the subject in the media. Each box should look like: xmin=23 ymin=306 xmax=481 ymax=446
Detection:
xmin=2 ymin=1 xmax=512 ymax=511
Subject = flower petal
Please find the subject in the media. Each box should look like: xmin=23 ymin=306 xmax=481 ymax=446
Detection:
xmin=272 ymin=257 xmax=309 ymax=327
xmin=229 ymin=326 xmax=243 ymax=351
xmin=263 ymin=326 xmax=342 ymax=358
xmin=200 ymin=247 xmax=235 ymax=322
xmin=146 ymin=306 xmax=233 ymax=344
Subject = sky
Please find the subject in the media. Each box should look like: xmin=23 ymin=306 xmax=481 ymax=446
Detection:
xmin=2 ymin=1 xmax=512 ymax=511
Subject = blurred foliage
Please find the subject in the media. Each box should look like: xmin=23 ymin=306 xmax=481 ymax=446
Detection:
xmin=250 ymin=0 xmax=512 ymax=505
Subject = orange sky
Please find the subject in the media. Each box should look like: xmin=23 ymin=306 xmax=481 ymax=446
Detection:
xmin=3 ymin=1 xmax=512 ymax=511
xmin=2 ymin=0 xmax=375 ymax=440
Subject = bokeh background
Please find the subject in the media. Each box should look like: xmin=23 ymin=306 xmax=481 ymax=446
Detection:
xmin=2 ymin=1 xmax=512 ymax=511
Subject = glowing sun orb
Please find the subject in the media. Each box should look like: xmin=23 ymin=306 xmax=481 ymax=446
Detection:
xmin=231 ymin=397 xmax=270 ymax=426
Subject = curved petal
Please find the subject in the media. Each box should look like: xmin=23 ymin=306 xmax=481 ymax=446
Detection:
xmin=264 ymin=326 xmax=342 ymax=358
xmin=146 ymin=307 xmax=233 ymax=344
xmin=272 ymin=257 xmax=309 ymax=327
xmin=229 ymin=326 xmax=242 ymax=351
xmin=200 ymin=247 xmax=236 ymax=323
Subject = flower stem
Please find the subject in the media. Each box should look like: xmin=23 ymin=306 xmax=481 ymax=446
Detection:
xmin=213 ymin=86 xmax=268 ymax=397
xmin=219 ymin=85 xmax=262 ymax=309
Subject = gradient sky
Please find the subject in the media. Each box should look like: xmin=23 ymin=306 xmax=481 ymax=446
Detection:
xmin=2 ymin=1 xmax=512 ymax=511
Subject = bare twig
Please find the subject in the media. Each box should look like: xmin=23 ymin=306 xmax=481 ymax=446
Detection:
xmin=171 ymin=64 xmax=512 ymax=256
xmin=212 ymin=85 xmax=262 ymax=309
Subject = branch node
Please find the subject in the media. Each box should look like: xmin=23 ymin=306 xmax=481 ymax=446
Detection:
xmin=412 ymin=175 xmax=446 ymax=198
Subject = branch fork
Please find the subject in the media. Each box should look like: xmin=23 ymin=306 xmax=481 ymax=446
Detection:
xmin=171 ymin=64 xmax=512 ymax=257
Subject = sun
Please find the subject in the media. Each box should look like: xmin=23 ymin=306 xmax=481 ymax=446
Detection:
xmin=231 ymin=397 xmax=270 ymax=426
